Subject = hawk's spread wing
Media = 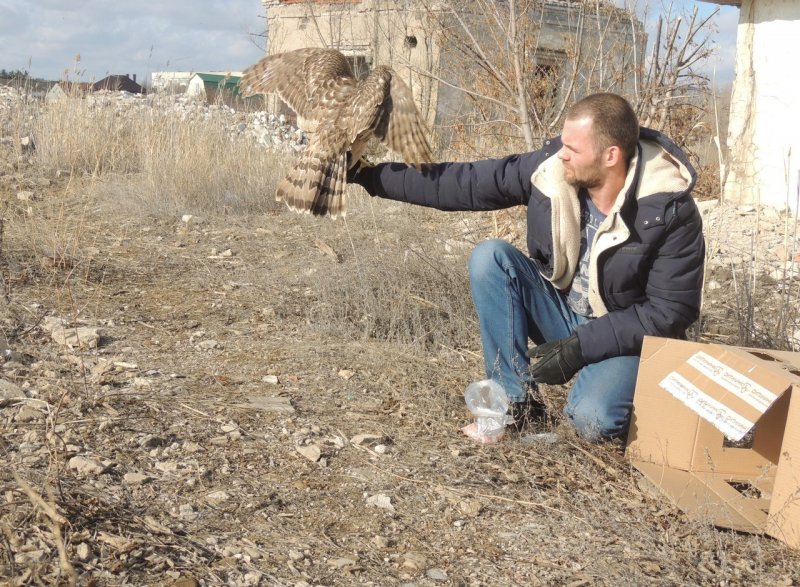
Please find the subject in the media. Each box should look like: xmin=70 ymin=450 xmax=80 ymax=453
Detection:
xmin=371 ymin=71 xmax=434 ymax=168
xmin=240 ymin=47 xmax=356 ymax=127
xmin=347 ymin=67 xmax=391 ymax=144
xmin=241 ymin=49 xmax=435 ymax=219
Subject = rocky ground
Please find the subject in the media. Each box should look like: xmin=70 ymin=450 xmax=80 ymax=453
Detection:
xmin=1 ymin=88 xmax=800 ymax=586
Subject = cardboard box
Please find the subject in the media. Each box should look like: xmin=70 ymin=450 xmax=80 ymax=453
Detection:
xmin=626 ymin=336 xmax=800 ymax=549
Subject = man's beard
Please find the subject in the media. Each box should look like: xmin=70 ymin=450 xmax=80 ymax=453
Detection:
xmin=564 ymin=161 xmax=603 ymax=189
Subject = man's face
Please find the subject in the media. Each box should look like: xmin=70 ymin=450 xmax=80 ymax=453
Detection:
xmin=558 ymin=116 xmax=604 ymax=189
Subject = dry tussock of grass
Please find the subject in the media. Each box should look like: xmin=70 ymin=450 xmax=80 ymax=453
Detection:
xmin=31 ymin=95 xmax=289 ymax=216
xmin=34 ymin=95 xmax=139 ymax=175
xmin=294 ymin=197 xmax=482 ymax=353
xmin=132 ymin=110 xmax=290 ymax=215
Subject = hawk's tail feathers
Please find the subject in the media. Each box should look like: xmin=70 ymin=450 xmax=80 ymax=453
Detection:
xmin=276 ymin=152 xmax=347 ymax=219
xmin=313 ymin=152 xmax=347 ymax=219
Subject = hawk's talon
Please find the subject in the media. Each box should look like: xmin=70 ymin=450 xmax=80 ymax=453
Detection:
xmin=355 ymin=156 xmax=375 ymax=173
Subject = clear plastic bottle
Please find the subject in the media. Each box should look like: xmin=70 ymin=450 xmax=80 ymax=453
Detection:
xmin=461 ymin=379 xmax=511 ymax=444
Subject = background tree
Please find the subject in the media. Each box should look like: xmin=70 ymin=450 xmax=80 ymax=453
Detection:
xmin=409 ymin=0 xmax=717 ymax=160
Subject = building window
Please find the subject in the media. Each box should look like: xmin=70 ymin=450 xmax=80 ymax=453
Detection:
xmin=528 ymin=50 xmax=563 ymax=104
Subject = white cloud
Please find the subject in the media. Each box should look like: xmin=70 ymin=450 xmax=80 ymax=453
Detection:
xmin=1 ymin=0 xmax=265 ymax=82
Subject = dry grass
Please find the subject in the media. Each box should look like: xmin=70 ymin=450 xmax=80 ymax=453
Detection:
xmin=34 ymin=94 xmax=139 ymax=175
xmin=131 ymin=109 xmax=290 ymax=216
xmin=29 ymin=94 xmax=289 ymax=217
xmin=2 ymin=88 xmax=800 ymax=584
xmin=306 ymin=206 xmax=480 ymax=351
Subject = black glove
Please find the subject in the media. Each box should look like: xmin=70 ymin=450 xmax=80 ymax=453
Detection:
xmin=345 ymin=151 xmax=374 ymax=187
xmin=526 ymin=333 xmax=586 ymax=385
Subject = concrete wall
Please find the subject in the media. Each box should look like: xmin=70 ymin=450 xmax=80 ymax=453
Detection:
xmin=151 ymin=72 xmax=195 ymax=94
xmin=264 ymin=0 xmax=440 ymax=125
xmin=724 ymin=0 xmax=800 ymax=211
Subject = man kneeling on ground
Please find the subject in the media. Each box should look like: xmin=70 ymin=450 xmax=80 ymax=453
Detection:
xmin=348 ymin=93 xmax=705 ymax=441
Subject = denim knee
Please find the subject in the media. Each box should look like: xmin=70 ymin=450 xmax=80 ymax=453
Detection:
xmin=565 ymin=400 xmax=629 ymax=442
xmin=468 ymin=239 xmax=514 ymax=283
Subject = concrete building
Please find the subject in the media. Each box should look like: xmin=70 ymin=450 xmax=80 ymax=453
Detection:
xmin=150 ymin=71 xmax=196 ymax=94
xmin=262 ymin=0 xmax=642 ymax=146
xmin=701 ymin=0 xmax=800 ymax=211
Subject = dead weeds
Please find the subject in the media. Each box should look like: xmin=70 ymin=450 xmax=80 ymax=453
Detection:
xmin=1 ymin=147 xmax=799 ymax=586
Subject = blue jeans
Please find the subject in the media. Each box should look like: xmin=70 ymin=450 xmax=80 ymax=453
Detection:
xmin=468 ymin=239 xmax=639 ymax=440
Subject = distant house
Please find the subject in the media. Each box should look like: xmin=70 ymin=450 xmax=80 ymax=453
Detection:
xmin=45 ymin=81 xmax=92 ymax=102
xmin=186 ymin=72 xmax=244 ymax=103
xmin=92 ymin=74 xmax=145 ymax=94
xmin=150 ymin=71 xmax=196 ymax=94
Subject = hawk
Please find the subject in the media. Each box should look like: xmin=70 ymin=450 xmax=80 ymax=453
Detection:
xmin=240 ymin=47 xmax=434 ymax=219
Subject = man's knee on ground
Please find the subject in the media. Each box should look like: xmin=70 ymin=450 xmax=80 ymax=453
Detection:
xmin=565 ymin=401 xmax=629 ymax=442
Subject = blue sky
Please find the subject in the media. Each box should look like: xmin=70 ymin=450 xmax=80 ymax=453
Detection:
xmin=621 ymin=0 xmax=740 ymax=87
xmin=1 ymin=1 xmax=738 ymax=87
xmin=0 ymin=0 xmax=266 ymax=82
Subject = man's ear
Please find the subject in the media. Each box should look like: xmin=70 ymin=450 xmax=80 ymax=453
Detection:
xmin=604 ymin=145 xmax=623 ymax=168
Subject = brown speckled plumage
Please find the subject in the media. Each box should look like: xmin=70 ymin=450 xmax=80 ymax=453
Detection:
xmin=240 ymin=47 xmax=433 ymax=219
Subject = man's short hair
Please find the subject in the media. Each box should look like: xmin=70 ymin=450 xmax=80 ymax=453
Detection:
xmin=566 ymin=93 xmax=639 ymax=164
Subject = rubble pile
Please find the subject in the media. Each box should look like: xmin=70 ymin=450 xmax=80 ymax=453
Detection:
xmin=0 ymin=84 xmax=308 ymax=155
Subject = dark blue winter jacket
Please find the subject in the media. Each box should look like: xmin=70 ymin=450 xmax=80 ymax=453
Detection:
xmin=351 ymin=127 xmax=705 ymax=364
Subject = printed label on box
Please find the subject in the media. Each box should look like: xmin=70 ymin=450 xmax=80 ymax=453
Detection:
xmin=659 ymin=372 xmax=754 ymax=441
xmin=687 ymin=352 xmax=778 ymax=413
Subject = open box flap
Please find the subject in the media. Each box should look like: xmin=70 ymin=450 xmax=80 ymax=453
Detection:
xmin=633 ymin=460 xmax=769 ymax=533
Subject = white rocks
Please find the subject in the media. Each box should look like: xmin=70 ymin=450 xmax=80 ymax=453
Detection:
xmin=366 ymin=493 xmax=395 ymax=512
xmin=75 ymin=542 xmax=91 ymax=561
xmin=14 ymin=405 xmax=44 ymax=422
xmin=46 ymin=322 xmax=102 ymax=350
xmin=123 ymin=472 xmax=152 ymax=485
xmin=178 ymin=503 xmax=198 ymax=521
xmin=155 ymin=460 xmax=178 ymax=473
xmin=196 ymin=339 xmax=220 ymax=350
xmin=205 ymin=490 xmax=230 ymax=505
xmin=0 ymin=379 xmax=25 ymax=406
xmin=373 ymin=535 xmax=390 ymax=549
xmin=427 ymin=568 xmax=448 ymax=582
xmin=68 ymin=455 xmax=106 ymax=475
xmin=402 ymin=552 xmax=427 ymax=570
xmin=296 ymin=444 xmax=321 ymax=462
xmin=459 ymin=499 xmax=483 ymax=517
xmin=328 ymin=557 xmax=357 ymax=569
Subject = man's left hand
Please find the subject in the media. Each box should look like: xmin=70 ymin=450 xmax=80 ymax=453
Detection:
xmin=526 ymin=334 xmax=586 ymax=385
